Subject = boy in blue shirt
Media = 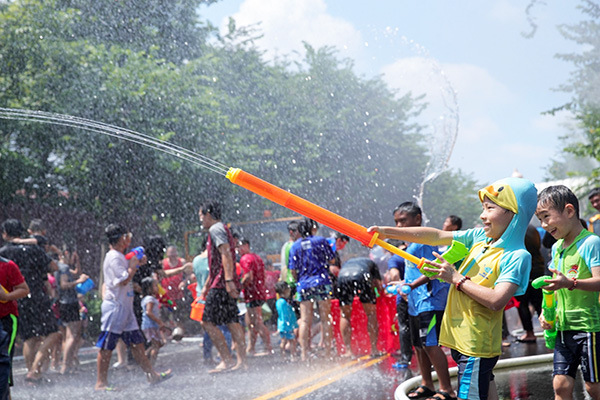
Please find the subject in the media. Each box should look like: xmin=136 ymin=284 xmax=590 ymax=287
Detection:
xmin=387 ymin=202 xmax=454 ymax=400
xmin=536 ymin=185 xmax=600 ymax=400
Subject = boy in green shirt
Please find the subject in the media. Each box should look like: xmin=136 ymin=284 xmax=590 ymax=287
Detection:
xmin=537 ymin=185 xmax=600 ymax=400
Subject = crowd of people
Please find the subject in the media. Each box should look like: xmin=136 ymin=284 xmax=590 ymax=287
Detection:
xmin=1 ymin=181 xmax=600 ymax=399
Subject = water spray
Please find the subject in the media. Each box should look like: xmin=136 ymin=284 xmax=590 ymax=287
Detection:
xmin=226 ymin=167 xmax=468 ymax=270
xmin=0 ymin=108 xmax=460 ymax=269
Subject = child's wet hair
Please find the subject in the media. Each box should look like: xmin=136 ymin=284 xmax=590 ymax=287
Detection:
xmin=275 ymin=281 xmax=290 ymax=296
xmin=537 ymin=185 xmax=580 ymax=218
xmin=141 ymin=277 xmax=157 ymax=297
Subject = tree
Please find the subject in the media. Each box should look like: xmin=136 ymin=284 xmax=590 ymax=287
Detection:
xmin=548 ymin=1 xmax=600 ymax=183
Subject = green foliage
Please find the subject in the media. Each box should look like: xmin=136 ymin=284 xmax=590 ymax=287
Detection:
xmin=423 ymin=170 xmax=482 ymax=229
xmin=0 ymin=0 xmax=480 ymax=259
xmin=551 ymin=1 xmax=600 ymax=184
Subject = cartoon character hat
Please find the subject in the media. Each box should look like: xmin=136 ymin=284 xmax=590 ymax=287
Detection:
xmin=477 ymin=177 xmax=538 ymax=249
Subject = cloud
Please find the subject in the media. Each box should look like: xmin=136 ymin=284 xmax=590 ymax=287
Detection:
xmin=224 ymin=0 xmax=364 ymax=62
xmin=489 ymin=0 xmax=525 ymax=24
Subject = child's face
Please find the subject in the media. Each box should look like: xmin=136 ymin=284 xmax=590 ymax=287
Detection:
xmin=480 ymin=198 xmax=514 ymax=239
xmin=282 ymin=287 xmax=291 ymax=298
xmin=536 ymin=203 xmax=574 ymax=240
xmin=151 ymin=281 xmax=159 ymax=295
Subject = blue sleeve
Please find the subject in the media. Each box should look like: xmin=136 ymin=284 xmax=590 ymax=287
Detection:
xmin=497 ymin=249 xmax=531 ymax=296
xmin=453 ymin=228 xmax=486 ymax=250
xmin=387 ymin=255 xmax=405 ymax=271
xmin=412 ymin=243 xmax=438 ymax=260
xmin=582 ymin=234 xmax=600 ymax=268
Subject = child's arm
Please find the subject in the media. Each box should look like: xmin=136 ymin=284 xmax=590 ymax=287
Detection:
xmin=367 ymin=226 xmax=453 ymax=247
xmin=543 ymin=266 xmax=600 ymax=292
xmin=60 ymin=272 xmax=89 ymax=290
xmin=0 ymin=281 xmax=29 ymax=302
xmin=12 ymin=237 xmax=38 ymax=245
xmin=145 ymin=300 xmax=165 ymax=328
xmin=423 ymin=253 xmax=518 ymax=311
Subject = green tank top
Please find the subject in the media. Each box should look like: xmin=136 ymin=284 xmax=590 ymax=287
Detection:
xmin=554 ymin=229 xmax=600 ymax=332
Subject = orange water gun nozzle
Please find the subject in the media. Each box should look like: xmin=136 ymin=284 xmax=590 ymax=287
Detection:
xmin=226 ymin=167 xmax=425 ymax=267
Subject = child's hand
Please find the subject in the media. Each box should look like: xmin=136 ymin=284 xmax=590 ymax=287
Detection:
xmin=423 ymin=252 xmax=457 ymax=284
xmin=538 ymin=313 xmax=553 ymax=330
xmin=77 ymin=274 xmax=89 ymax=284
xmin=540 ymin=268 xmax=570 ymax=291
xmin=367 ymin=226 xmax=384 ymax=238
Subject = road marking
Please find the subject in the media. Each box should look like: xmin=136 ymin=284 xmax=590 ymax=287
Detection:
xmin=251 ymin=355 xmax=371 ymax=400
xmin=252 ymin=354 xmax=388 ymax=400
xmin=278 ymin=355 xmax=389 ymax=400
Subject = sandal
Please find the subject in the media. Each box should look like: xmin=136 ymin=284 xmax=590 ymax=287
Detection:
xmin=407 ymin=385 xmax=436 ymax=399
xmin=425 ymin=390 xmax=457 ymax=400
xmin=150 ymin=370 xmax=173 ymax=385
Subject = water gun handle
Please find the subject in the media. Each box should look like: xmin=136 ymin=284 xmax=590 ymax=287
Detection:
xmin=532 ymin=275 xmax=556 ymax=349
xmin=125 ymin=246 xmax=145 ymax=260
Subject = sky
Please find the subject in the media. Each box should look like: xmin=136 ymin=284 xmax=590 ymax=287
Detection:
xmin=198 ymin=0 xmax=586 ymax=185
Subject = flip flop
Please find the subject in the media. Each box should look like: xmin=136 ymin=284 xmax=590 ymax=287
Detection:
xmin=516 ymin=337 xmax=536 ymax=343
xmin=150 ymin=371 xmax=173 ymax=385
xmin=95 ymin=385 xmax=119 ymax=392
xmin=407 ymin=385 xmax=436 ymax=399
xmin=425 ymin=390 xmax=457 ymax=400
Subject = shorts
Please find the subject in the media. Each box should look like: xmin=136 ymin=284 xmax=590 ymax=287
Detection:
xmin=280 ymin=331 xmax=295 ymax=340
xmin=18 ymin=296 xmax=58 ymax=341
xmin=336 ymin=276 xmax=376 ymax=306
xmin=96 ymin=329 xmax=145 ymax=351
xmin=554 ymin=330 xmax=600 ymax=382
xmin=297 ymin=284 xmax=332 ymax=303
xmin=409 ymin=310 xmax=444 ymax=348
xmin=452 ymin=349 xmax=498 ymax=400
xmin=0 ymin=315 xmax=17 ymax=389
xmin=202 ymin=288 xmax=240 ymax=326
xmin=59 ymin=302 xmax=81 ymax=324
xmin=246 ymin=299 xmax=265 ymax=309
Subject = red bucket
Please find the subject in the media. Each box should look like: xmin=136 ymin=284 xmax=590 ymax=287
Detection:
xmin=190 ymin=299 xmax=205 ymax=322
xmin=187 ymin=282 xmax=197 ymax=299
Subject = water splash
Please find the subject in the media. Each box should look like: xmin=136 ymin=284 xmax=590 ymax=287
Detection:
xmin=0 ymin=108 xmax=229 ymax=175
xmin=370 ymin=28 xmax=460 ymax=221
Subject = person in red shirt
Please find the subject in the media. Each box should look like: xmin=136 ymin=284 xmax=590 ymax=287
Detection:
xmin=237 ymin=238 xmax=272 ymax=355
xmin=159 ymin=246 xmax=191 ymax=340
xmin=0 ymin=256 xmax=30 ymax=398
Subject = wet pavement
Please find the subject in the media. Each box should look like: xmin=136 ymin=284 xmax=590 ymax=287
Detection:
xmin=9 ymin=333 xmax=564 ymax=400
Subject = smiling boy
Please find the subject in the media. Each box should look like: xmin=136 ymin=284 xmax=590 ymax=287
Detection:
xmin=536 ymin=185 xmax=600 ymax=400
xmin=369 ymin=177 xmax=537 ymax=400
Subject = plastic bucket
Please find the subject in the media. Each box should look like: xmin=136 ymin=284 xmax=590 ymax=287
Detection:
xmin=76 ymin=278 xmax=95 ymax=295
xmin=190 ymin=299 xmax=205 ymax=322
xmin=187 ymin=282 xmax=197 ymax=299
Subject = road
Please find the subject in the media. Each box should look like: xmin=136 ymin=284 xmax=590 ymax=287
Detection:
xmin=11 ymin=337 xmax=413 ymax=400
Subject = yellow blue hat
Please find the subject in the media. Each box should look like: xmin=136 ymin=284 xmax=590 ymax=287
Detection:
xmin=478 ymin=181 xmax=518 ymax=214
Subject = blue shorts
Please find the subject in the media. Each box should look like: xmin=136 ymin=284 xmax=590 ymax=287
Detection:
xmin=554 ymin=330 xmax=600 ymax=382
xmin=297 ymin=284 xmax=332 ymax=303
xmin=409 ymin=310 xmax=444 ymax=348
xmin=96 ymin=329 xmax=145 ymax=351
xmin=280 ymin=331 xmax=295 ymax=340
xmin=452 ymin=349 xmax=498 ymax=400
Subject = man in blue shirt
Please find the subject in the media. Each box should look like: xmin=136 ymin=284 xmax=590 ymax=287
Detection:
xmin=392 ymin=203 xmax=455 ymax=400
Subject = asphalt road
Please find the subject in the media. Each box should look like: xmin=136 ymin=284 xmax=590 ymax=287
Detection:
xmin=10 ymin=337 xmax=410 ymax=400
